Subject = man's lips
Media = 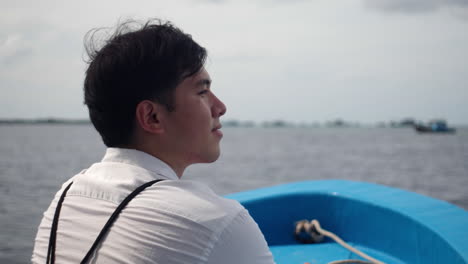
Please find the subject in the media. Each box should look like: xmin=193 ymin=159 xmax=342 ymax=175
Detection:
xmin=212 ymin=125 xmax=223 ymax=137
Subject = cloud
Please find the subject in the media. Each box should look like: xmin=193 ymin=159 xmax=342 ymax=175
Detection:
xmin=0 ymin=34 xmax=34 ymax=66
xmin=0 ymin=0 xmax=467 ymax=123
xmin=364 ymin=0 xmax=468 ymax=13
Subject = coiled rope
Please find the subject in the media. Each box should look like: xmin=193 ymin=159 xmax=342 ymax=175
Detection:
xmin=295 ymin=220 xmax=385 ymax=264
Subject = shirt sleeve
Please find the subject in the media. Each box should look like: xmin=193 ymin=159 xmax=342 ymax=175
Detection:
xmin=206 ymin=209 xmax=276 ymax=264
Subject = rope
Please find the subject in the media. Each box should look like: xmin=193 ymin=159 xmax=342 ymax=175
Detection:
xmin=295 ymin=220 xmax=385 ymax=264
xmin=329 ymin=261 xmax=377 ymax=264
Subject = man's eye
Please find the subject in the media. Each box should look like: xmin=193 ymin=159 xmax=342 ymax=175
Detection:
xmin=198 ymin=90 xmax=209 ymax=95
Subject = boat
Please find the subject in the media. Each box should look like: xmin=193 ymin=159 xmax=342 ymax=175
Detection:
xmin=414 ymin=120 xmax=456 ymax=133
xmin=226 ymin=180 xmax=468 ymax=264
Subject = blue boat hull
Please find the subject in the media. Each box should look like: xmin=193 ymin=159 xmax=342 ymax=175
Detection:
xmin=226 ymin=180 xmax=468 ymax=264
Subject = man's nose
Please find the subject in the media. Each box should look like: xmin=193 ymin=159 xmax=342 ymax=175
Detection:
xmin=212 ymin=94 xmax=226 ymax=117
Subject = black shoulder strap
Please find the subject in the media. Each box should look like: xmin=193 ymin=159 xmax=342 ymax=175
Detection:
xmin=46 ymin=179 xmax=164 ymax=264
xmin=80 ymin=179 xmax=164 ymax=263
xmin=46 ymin=181 xmax=73 ymax=264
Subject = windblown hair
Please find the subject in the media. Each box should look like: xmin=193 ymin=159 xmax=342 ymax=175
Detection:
xmin=84 ymin=19 xmax=207 ymax=147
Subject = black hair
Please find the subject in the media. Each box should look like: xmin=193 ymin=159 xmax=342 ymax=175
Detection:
xmin=83 ymin=19 xmax=207 ymax=147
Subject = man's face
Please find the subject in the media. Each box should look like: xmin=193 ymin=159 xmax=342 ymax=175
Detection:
xmin=161 ymin=67 xmax=226 ymax=165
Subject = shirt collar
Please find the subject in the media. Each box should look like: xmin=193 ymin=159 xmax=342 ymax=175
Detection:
xmin=101 ymin=148 xmax=179 ymax=181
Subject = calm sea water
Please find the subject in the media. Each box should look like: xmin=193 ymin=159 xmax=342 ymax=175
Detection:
xmin=1 ymin=124 xmax=467 ymax=263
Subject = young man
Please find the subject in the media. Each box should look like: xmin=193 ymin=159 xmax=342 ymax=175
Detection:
xmin=32 ymin=19 xmax=275 ymax=263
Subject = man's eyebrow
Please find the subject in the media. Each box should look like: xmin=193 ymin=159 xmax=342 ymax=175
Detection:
xmin=195 ymin=79 xmax=211 ymax=87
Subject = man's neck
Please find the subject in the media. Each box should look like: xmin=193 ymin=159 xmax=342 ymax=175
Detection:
xmin=125 ymin=144 xmax=185 ymax=178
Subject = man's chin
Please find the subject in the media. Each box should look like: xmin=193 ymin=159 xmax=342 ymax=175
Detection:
xmin=205 ymin=153 xmax=221 ymax=163
xmin=198 ymin=150 xmax=221 ymax=164
xmin=186 ymin=145 xmax=222 ymax=164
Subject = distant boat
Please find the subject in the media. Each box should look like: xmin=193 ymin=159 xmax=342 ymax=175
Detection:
xmin=226 ymin=180 xmax=468 ymax=264
xmin=414 ymin=120 xmax=456 ymax=133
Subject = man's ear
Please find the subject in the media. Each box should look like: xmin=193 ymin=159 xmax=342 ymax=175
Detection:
xmin=135 ymin=100 xmax=164 ymax=134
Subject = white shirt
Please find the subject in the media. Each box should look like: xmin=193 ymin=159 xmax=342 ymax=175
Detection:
xmin=32 ymin=148 xmax=275 ymax=264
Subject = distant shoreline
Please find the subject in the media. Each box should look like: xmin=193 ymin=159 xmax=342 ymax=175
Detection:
xmin=0 ymin=119 xmax=91 ymax=125
xmin=1 ymin=118 xmax=466 ymax=128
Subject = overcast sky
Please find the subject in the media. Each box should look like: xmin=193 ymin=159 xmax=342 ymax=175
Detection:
xmin=1 ymin=0 xmax=467 ymax=124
